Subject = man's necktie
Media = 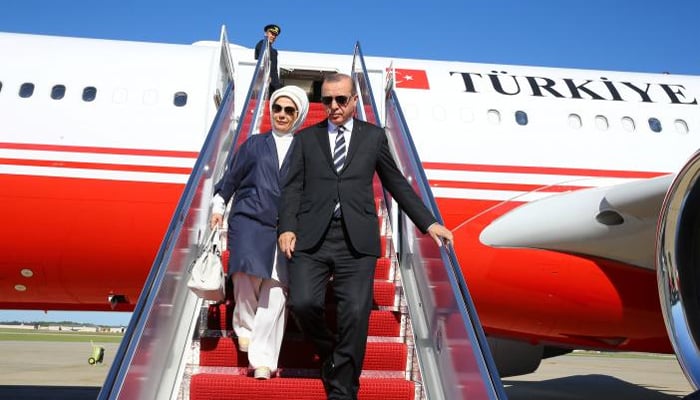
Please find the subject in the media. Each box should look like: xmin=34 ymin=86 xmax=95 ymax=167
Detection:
xmin=332 ymin=125 xmax=346 ymax=218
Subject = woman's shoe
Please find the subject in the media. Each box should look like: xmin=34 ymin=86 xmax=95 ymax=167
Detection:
xmin=254 ymin=366 xmax=271 ymax=380
xmin=237 ymin=337 xmax=249 ymax=352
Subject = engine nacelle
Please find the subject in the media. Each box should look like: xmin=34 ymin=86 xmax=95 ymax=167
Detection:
xmin=487 ymin=337 xmax=543 ymax=377
xmin=487 ymin=337 xmax=574 ymax=377
xmin=657 ymin=149 xmax=700 ymax=390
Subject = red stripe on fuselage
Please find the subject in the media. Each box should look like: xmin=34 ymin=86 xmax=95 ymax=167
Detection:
xmin=424 ymin=161 xmax=666 ymax=178
xmin=0 ymin=157 xmax=192 ymax=174
xmin=429 ymin=179 xmax=589 ymax=192
xmin=0 ymin=142 xmax=199 ymax=158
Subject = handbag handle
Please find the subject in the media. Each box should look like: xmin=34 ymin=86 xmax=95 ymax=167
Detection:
xmin=202 ymin=228 xmax=222 ymax=255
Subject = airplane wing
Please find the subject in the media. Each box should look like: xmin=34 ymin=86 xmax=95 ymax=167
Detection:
xmin=479 ymin=174 xmax=674 ymax=270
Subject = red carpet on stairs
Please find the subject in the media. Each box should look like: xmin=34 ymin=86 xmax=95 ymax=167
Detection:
xmin=190 ymin=270 xmax=416 ymax=399
xmin=191 ymin=374 xmax=415 ymax=400
xmin=188 ymin=123 xmax=418 ymax=399
xmin=198 ymin=338 xmax=407 ymax=371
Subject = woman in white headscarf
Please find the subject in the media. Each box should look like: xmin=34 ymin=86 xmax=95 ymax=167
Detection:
xmin=210 ymin=85 xmax=309 ymax=379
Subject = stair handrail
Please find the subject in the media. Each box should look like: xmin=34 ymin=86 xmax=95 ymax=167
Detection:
xmin=242 ymin=32 xmax=273 ymax=138
xmin=98 ymin=80 xmax=236 ymax=400
xmin=99 ymin=34 xmax=271 ymax=400
xmin=351 ymin=42 xmax=380 ymax=126
xmin=379 ymin=69 xmax=507 ymax=399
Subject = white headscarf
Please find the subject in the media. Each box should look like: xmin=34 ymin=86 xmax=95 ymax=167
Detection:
xmin=269 ymin=85 xmax=309 ymax=134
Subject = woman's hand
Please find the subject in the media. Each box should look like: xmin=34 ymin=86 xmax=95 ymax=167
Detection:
xmin=210 ymin=213 xmax=223 ymax=229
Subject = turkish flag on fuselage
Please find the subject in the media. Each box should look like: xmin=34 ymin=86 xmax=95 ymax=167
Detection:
xmin=391 ymin=68 xmax=430 ymax=89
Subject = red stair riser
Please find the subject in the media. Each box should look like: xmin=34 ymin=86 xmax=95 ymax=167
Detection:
xmin=200 ymin=337 xmax=407 ymax=371
xmin=190 ymin=374 xmax=415 ymax=400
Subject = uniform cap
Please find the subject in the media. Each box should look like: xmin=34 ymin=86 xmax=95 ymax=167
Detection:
xmin=264 ymin=24 xmax=281 ymax=36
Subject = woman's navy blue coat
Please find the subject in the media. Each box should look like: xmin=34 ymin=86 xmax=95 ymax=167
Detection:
xmin=214 ymin=132 xmax=293 ymax=279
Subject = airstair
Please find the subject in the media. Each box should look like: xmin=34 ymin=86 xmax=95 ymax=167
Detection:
xmin=97 ymin=33 xmax=506 ymax=400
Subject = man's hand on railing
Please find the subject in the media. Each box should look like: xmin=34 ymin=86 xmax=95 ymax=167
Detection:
xmin=278 ymin=231 xmax=296 ymax=259
xmin=427 ymin=223 xmax=453 ymax=247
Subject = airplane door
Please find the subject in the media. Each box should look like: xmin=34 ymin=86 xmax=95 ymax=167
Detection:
xmin=214 ymin=25 xmax=235 ymax=108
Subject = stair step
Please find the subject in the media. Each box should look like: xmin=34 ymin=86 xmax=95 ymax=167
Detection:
xmin=369 ymin=280 xmax=399 ymax=308
xmin=376 ymin=254 xmax=391 ymax=280
xmin=206 ymin=309 xmax=401 ymax=337
xmin=189 ymin=374 xmax=415 ymax=400
xmin=219 ymin=254 xmax=392 ymax=282
xmin=368 ymin=310 xmax=402 ymax=337
xmin=200 ymin=338 xmax=408 ymax=371
xmin=193 ymin=365 xmax=407 ymax=378
xmin=207 ymin=279 xmax=399 ymax=329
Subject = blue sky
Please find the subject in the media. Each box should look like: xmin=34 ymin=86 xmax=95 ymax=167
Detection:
xmin=2 ymin=0 xmax=699 ymax=75
xmin=0 ymin=1 xmax=698 ymax=327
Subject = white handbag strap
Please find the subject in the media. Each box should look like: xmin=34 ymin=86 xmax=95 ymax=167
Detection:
xmin=211 ymin=229 xmax=221 ymax=255
xmin=203 ymin=228 xmax=222 ymax=256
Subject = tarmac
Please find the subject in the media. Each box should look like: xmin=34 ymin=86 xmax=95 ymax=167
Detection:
xmin=0 ymin=341 xmax=695 ymax=399
xmin=502 ymin=351 xmax=694 ymax=400
xmin=0 ymin=341 xmax=119 ymax=400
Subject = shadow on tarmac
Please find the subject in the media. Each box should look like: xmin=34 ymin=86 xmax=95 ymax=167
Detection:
xmin=505 ymin=374 xmax=687 ymax=400
xmin=0 ymin=385 xmax=100 ymax=400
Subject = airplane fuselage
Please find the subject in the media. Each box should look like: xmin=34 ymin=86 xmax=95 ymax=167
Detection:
xmin=2 ymin=31 xmax=700 ymax=356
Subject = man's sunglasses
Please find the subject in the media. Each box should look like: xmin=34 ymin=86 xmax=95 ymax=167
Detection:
xmin=321 ymin=95 xmax=354 ymax=106
xmin=272 ymin=104 xmax=297 ymax=116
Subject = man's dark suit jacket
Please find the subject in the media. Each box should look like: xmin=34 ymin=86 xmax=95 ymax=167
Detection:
xmin=279 ymin=119 xmax=436 ymax=257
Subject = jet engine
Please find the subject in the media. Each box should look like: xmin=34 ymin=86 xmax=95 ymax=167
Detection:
xmin=487 ymin=337 xmax=572 ymax=377
xmin=657 ymin=149 xmax=700 ymax=390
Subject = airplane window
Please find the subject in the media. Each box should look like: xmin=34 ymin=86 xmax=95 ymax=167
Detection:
xmin=515 ymin=110 xmax=528 ymax=126
xmin=82 ymin=86 xmax=97 ymax=102
xmin=143 ymin=89 xmax=158 ymax=105
xmin=433 ymin=106 xmax=447 ymax=121
xmin=487 ymin=109 xmax=501 ymax=124
xmin=113 ymin=88 xmax=128 ymax=104
xmin=51 ymin=84 xmax=66 ymax=100
xmin=173 ymin=91 xmax=188 ymax=107
xmin=675 ymin=119 xmax=689 ymax=134
xmin=648 ymin=117 xmax=662 ymax=133
xmin=568 ymin=113 xmax=582 ymax=129
xmin=621 ymin=116 xmax=636 ymax=132
xmin=595 ymin=115 xmax=609 ymax=131
xmin=460 ymin=108 xmax=474 ymax=123
xmin=19 ymin=83 xmax=35 ymax=98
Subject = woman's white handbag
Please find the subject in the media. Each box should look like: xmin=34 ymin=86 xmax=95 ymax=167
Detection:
xmin=187 ymin=229 xmax=225 ymax=301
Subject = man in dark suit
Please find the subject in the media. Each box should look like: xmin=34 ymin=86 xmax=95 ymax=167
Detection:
xmin=278 ymin=73 xmax=453 ymax=399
